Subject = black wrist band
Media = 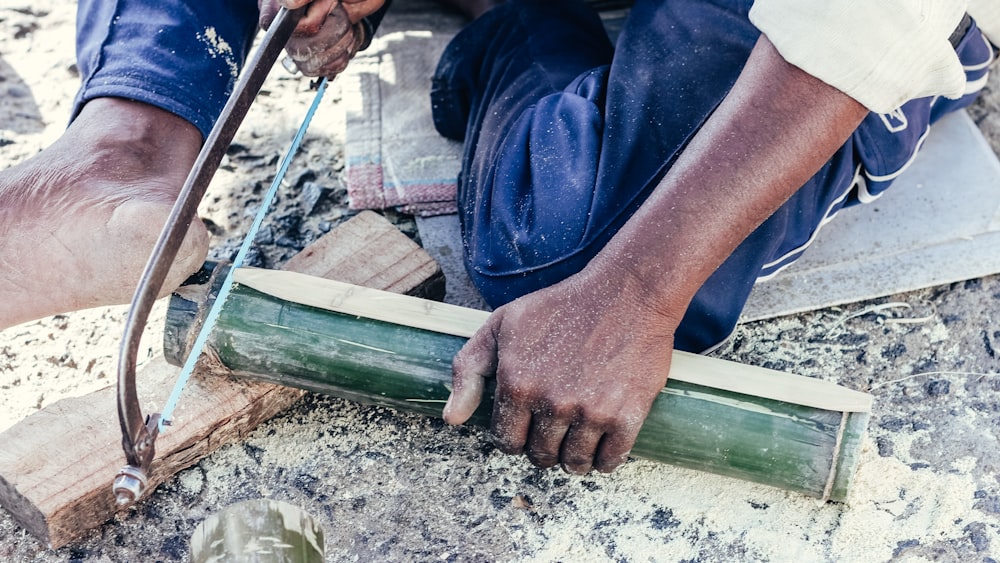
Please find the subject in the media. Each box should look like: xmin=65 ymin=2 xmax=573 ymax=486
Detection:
xmin=358 ymin=0 xmax=393 ymax=51
xmin=948 ymin=13 xmax=972 ymax=49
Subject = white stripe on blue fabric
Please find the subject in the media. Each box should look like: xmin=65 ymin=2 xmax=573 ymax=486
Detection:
xmin=852 ymin=173 xmax=882 ymax=205
xmin=965 ymin=73 xmax=991 ymax=95
xmin=862 ymin=125 xmax=932 ymax=183
xmin=963 ymin=34 xmax=996 ymax=71
xmin=755 ymin=165 xmax=861 ymax=282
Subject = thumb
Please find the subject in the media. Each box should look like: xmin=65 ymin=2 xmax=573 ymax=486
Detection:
xmin=443 ymin=314 xmax=500 ymax=425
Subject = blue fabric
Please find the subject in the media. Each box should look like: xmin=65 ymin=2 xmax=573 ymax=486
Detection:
xmin=850 ymin=20 xmax=994 ymax=202
xmin=432 ymin=0 xmax=992 ymax=352
xmin=73 ymin=0 xmax=260 ymax=138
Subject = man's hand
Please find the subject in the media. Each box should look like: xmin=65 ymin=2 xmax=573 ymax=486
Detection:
xmin=259 ymin=0 xmax=386 ymax=77
xmin=444 ymin=267 xmax=678 ymax=474
xmin=443 ymin=36 xmax=868 ymax=476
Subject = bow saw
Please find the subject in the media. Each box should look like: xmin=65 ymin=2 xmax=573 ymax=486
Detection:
xmin=113 ymin=6 xmax=328 ymax=506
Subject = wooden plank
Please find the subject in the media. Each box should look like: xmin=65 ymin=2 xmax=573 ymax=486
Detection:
xmin=284 ymin=210 xmax=444 ymax=300
xmin=0 ymin=358 xmax=302 ymax=549
xmin=171 ymin=278 xmax=872 ymax=502
xmin=0 ymin=211 xmax=444 ymax=548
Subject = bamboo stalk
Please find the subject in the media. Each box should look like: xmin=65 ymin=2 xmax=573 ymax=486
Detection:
xmin=166 ymin=265 xmax=872 ymax=502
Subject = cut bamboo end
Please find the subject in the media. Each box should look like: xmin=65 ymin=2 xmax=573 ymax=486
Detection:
xmin=167 ymin=264 xmax=873 ymax=502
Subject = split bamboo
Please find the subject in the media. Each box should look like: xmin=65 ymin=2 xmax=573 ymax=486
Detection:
xmin=166 ymin=265 xmax=872 ymax=502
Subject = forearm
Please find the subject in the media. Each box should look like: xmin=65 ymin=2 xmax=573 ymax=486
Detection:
xmin=445 ymin=33 xmax=871 ymax=475
xmin=588 ymin=36 xmax=869 ymax=325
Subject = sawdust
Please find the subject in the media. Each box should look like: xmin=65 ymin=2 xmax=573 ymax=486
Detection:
xmin=0 ymin=302 xmax=167 ymax=434
xmin=197 ymin=26 xmax=240 ymax=80
xmin=508 ymin=442 xmax=985 ymax=561
xmin=830 ymin=444 xmax=981 ymax=560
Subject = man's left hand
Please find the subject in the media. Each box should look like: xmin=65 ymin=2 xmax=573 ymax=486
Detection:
xmin=259 ymin=0 xmax=385 ymax=78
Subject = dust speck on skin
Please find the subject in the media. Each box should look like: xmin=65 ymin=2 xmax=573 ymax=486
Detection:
xmin=197 ymin=27 xmax=239 ymax=80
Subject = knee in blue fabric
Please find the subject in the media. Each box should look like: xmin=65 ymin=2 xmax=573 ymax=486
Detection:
xmin=431 ymin=0 xmax=613 ymax=143
xmin=73 ymin=0 xmax=260 ymax=137
xmin=430 ymin=9 xmax=499 ymax=142
xmin=448 ymin=0 xmax=997 ymax=356
xmin=463 ymin=67 xmax=615 ymax=307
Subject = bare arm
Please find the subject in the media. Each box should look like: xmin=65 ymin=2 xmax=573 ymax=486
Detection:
xmin=443 ymin=36 xmax=869 ymax=473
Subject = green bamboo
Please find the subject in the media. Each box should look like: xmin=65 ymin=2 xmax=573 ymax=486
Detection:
xmin=166 ymin=265 xmax=869 ymax=502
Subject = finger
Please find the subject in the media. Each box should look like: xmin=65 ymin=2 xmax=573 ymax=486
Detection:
xmin=525 ymin=414 xmax=570 ymax=469
xmin=489 ymin=391 xmax=532 ymax=455
xmin=314 ymin=25 xmax=362 ymax=76
xmin=559 ymin=423 xmax=605 ymax=475
xmin=279 ymin=0 xmax=314 ymax=8
xmin=283 ymin=8 xmax=356 ymax=76
xmin=593 ymin=413 xmax=645 ymax=473
xmin=340 ymin=0 xmax=383 ymax=24
xmin=291 ymin=31 xmax=355 ymax=77
xmin=259 ymin=1 xmax=279 ymax=29
xmin=443 ymin=316 xmax=500 ymax=425
xmin=292 ymin=0 xmax=338 ymax=36
xmin=261 ymin=0 xmax=318 ymax=30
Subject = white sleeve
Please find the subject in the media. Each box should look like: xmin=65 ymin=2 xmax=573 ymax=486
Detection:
xmin=969 ymin=0 xmax=1000 ymax=48
xmin=749 ymin=0 xmax=969 ymax=113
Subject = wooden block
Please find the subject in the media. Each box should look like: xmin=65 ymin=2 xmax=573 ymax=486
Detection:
xmin=0 ymin=211 xmax=445 ymax=548
xmin=284 ymin=210 xmax=445 ymax=300
xmin=0 ymin=359 xmax=301 ymax=549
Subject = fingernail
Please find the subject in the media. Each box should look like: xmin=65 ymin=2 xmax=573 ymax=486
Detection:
xmin=561 ymin=463 xmax=591 ymax=476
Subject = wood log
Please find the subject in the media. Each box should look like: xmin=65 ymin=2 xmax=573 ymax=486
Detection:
xmin=0 ymin=211 xmax=444 ymax=548
xmin=166 ymin=266 xmax=873 ymax=503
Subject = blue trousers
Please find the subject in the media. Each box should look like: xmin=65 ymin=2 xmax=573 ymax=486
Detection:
xmin=73 ymin=0 xmax=259 ymax=138
xmin=72 ymin=0 xmax=993 ymax=352
xmin=431 ymin=0 xmax=993 ymax=351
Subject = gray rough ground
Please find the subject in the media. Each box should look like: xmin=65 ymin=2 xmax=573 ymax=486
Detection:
xmin=1 ymin=2 xmax=999 ymax=561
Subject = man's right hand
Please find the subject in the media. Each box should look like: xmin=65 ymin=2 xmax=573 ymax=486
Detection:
xmin=444 ymin=264 xmax=680 ymax=475
xmin=259 ymin=0 xmax=386 ymax=78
